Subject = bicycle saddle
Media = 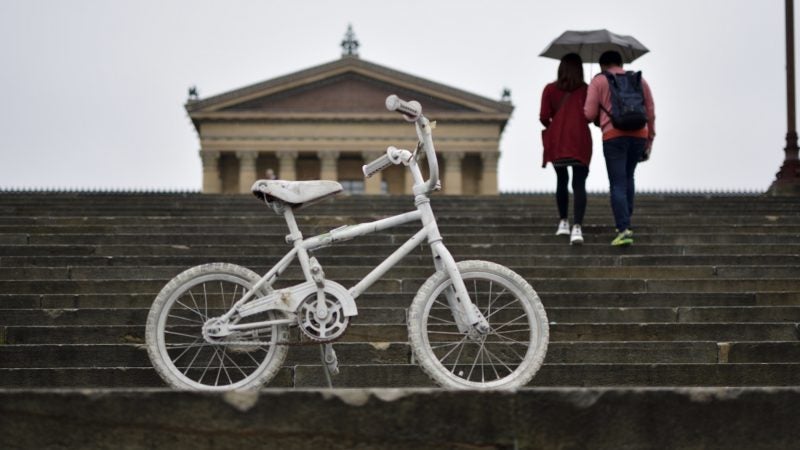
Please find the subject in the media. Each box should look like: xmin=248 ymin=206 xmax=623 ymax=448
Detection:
xmin=251 ymin=179 xmax=343 ymax=209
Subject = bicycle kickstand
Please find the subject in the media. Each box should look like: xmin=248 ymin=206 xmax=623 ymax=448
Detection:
xmin=320 ymin=343 xmax=339 ymax=388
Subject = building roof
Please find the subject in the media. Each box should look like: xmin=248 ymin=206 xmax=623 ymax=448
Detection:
xmin=185 ymin=56 xmax=513 ymax=128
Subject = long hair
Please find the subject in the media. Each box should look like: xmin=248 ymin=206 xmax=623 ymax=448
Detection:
xmin=556 ymin=53 xmax=586 ymax=92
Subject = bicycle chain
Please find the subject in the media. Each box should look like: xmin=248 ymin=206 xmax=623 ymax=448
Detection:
xmin=219 ymin=329 xmax=343 ymax=347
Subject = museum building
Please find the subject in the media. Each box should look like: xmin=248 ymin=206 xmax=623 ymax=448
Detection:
xmin=186 ymin=30 xmax=513 ymax=195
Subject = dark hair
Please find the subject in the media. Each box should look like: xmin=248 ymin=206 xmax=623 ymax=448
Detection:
xmin=599 ymin=51 xmax=623 ymax=67
xmin=556 ymin=53 xmax=585 ymax=92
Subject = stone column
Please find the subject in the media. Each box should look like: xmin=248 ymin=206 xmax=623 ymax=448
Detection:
xmin=237 ymin=151 xmax=258 ymax=194
xmin=443 ymin=152 xmax=464 ymax=195
xmin=480 ymin=151 xmax=500 ymax=195
xmin=277 ymin=151 xmax=298 ymax=181
xmin=318 ymin=151 xmax=340 ymax=181
xmin=200 ymin=150 xmax=221 ymax=194
xmin=362 ymin=151 xmax=384 ymax=195
xmin=404 ymin=168 xmax=415 ymax=195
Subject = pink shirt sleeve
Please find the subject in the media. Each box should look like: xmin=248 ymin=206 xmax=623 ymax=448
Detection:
xmin=584 ymin=75 xmax=605 ymax=123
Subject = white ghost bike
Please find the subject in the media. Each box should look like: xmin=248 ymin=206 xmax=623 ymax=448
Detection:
xmin=145 ymin=95 xmax=549 ymax=391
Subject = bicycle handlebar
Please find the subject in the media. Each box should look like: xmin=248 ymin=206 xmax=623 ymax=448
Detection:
xmin=363 ymin=95 xmax=439 ymax=195
xmin=362 ymin=153 xmax=393 ymax=178
xmin=385 ymin=95 xmax=422 ymax=121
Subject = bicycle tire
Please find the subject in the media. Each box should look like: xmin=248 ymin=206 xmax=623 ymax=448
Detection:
xmin=145 ymin=262 xmax=289 ymax=391
xmin=408 ymin=260 xmax=548 ymax=389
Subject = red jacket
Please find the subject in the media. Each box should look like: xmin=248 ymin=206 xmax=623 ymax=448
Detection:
xmin=540 ymin=82 xmax=592 ymax=168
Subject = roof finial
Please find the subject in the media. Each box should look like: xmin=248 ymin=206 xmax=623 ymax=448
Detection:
xmin=341 ymin=24 xmax=360 ymax=58
xmin=187 ymin=85 xmax=199 ymax=102
xmin=500 ymin=87 xmax=512 ymax=103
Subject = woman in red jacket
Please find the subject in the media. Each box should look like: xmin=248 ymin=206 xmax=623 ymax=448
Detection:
xmin=540 ymin=53 xmax=593 ymax=245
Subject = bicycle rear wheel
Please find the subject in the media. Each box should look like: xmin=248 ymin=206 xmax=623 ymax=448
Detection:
xmin=408 ymin=260 xmax=548 ymax=389
xmin=145 ymin=263 xmax=288 ymax=391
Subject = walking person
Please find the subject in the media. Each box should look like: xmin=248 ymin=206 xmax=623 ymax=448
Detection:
xmin=584 ymin=50 xmax=655 ymax=246
xmin=540 ymin=53 xmax=593 ymax=245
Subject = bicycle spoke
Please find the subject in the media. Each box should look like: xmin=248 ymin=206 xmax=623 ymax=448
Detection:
xmin=466 ymin=339 xmax=484 ymax=381
xmin=482 ymin=344 xmax=514 ymax=375
xmin=492 ymin=312 xmax=531 ymax=333
xmin=198 ymin=345 xmax=217 ymax=384
xmin=450 ymin=337 xmax=468 ymax=373
xmin=230 ymin=284 xmax=239 ymax=308
xmin=182 ymin=341 xmax=206 ymax=376
xmin=492 ymin=329 xmax=532 ymax=346
xmin=483 ymin=296 xmax=520 ymax=321
xmin=167 ymin=313 xmax=204 ymax=324
xmin=426 ymin=314 xmax=457 ymax=325
xmin=186 ymin=290 xmax=204 ymax=320
xmin=493 ymin=334 xmax=529 ymax=361
xmin=169 ymin=338 xmax=201 ymax=363
xmin=486 ymin=287 xmax=509 ymax=313
xmin=220 ymin=348 xmax=250 ymax=379
xmin=480 ymin=337 xmax=486 ymax=382
xmin=486 ymin=280 xmax=493 ymax=318
xmin=492 ymin=327 xmax=534 ymax=340
xmin=437 ymin=334 xmax=469 ymax=364
xmin=244 ymin=348 xmax=267 ymax=367
xmin=174 ymin=299 xmax=206 ymax=321
xmin=165 ymin=329 xmax=202 ymax=340
xmin=425 ymin=330 xmax=466 ymax=335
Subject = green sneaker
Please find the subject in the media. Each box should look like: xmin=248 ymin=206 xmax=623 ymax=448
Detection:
xmin=611 ymin=229 xmax=634 ymax=246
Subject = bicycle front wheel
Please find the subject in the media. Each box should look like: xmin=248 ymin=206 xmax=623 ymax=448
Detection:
xmin=145 ymin=263 xmax=289 ymax=391
xmin=408 ymin=260 xmax=548 ymax=389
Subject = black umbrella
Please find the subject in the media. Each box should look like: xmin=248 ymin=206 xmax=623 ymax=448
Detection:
xmin=540 ymin=29 xmax=649 ymax=63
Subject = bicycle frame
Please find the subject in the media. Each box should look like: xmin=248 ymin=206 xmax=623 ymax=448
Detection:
xmin=208 ymin=115 xmax=486 ymax=337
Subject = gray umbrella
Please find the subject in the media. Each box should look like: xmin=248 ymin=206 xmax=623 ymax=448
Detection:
xmin=539 ymin=29 xmax=649 ymax=63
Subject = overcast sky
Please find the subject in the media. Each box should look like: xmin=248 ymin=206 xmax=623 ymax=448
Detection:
xmin=0 ymin=0 xmax=794 ymax=193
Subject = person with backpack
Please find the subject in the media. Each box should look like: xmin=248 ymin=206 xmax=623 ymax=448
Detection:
xmin=540 ymin=53 xmax=593 ymax=245
xmin=584 ymin=50 xmax=655 ymax=246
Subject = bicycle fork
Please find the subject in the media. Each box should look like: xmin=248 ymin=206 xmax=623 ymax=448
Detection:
xmin=430 ymin=240 xmax=491 ymax=337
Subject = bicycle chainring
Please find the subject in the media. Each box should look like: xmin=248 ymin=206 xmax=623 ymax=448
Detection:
xmin=297 ymin=293 xmax=349 ymax=342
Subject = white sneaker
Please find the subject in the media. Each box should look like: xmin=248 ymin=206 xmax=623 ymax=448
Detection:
xmin=556 ymin=219 xmax=570 ymax=236
xmin=570 ymin=224 xmax=584 ymax=245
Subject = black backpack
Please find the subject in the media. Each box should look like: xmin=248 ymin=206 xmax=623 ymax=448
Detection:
xmin=600 ymin=71 xmax=648 ymax=131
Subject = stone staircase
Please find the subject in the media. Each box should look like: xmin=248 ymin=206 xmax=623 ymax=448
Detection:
xmin=1 ymin=191 xmax=799 ymax=390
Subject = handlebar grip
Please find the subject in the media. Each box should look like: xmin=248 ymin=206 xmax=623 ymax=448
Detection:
xmin=362 ymin=154 xmax=393 ymax=178
xmin=385 ymin=95 xmax=422 ymax=120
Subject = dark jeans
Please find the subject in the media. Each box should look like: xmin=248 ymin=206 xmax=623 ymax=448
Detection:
xmin=555 ymin=164 xmax=589 ymax=225
xmin=602 ymin=137 xmax=647 ymax=231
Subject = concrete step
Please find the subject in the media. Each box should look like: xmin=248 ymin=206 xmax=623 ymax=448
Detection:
xmin=5 ymin=224 xmax=800 ymax=238
xmin=2 ymin=388 xmax=798 ymax=449
xmin=5 ymin=264 xmax=800 ymax=281
xmin=3 ymin=341 xmax=799 ymax=369
xmin=293 ymin=363 xmax=800 ymax=388
xmin=4 ymin=291 xmax=799 ymax=310
xmin=2 ymin=323 xmax=797 ymax=345
xmin=3 ymin=306 xmax=800 ymax=327
xmin=3 ymin=254 xmax=800 ymax=269
xmin=11 ymin=231 xmax=800 ymax=246
xmin=2 ymin=362 xmax=799 ymax=388
xmin=2 ymin=277 xmax=800 ymax=295
xmin=5 ymin=242 xmax=800 ymax=259
xmin=2 ymin=192 xmax=799 ymax=392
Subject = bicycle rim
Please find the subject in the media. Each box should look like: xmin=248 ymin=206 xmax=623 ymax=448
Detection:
xmin=417 ymin=268 xmax=545 ymax=389
xmin=153 ymin=272 xmax=282 ymax=390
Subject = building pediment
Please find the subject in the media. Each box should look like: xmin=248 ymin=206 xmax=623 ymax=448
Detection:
xmin=186 ymin=56 xmax=513 ymax=121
